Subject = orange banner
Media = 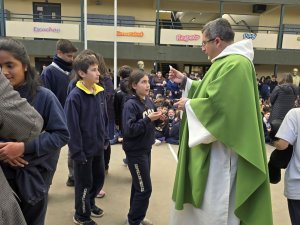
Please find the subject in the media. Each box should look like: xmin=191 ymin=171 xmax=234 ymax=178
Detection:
xmin=116 ymin=31 xmax=144 ymax=37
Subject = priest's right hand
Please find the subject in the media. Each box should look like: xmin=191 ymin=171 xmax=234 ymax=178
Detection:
xmin=168 ymin=65 xmax=185 ymax=84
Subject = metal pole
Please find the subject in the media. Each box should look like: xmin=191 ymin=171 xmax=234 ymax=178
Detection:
xmin=219 ymin=1 xmax=224 ymax=18
xmin=84 ymin=0 xmax=87 ymax=49
xmin=154 ymin=0 xmax=160 ymax=72
xmin=155 ymin=0 xmax=160 ymax=45
xmin=274 ymin=64 xmax=278 ymax=77
xmin=113 ymin=0 xmax=118 ymax=89
xmin=277 ymin=4 xmax=285 ymax=50
xmin=80 ymin=0 xmax=84 ymax=42
xmin=274 ymin=4 xmax=285 ymax=77
xmin=0 ymin=0 xmax=5 ymax=36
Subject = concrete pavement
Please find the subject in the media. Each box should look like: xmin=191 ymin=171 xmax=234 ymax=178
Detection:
xmin=45 ymin=143 xmax=290 ymax=225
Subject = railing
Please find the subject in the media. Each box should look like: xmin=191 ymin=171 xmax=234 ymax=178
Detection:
xmin=8 ymin=12 xmax=157 ymax=27
xmin=2 ymin=12 xmax=300 ymax=50
xmin=3 ymin=12 xmax=282 ymax=32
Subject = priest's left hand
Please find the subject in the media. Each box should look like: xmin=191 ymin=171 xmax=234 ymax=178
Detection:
xmin=174 ymin=97 xmax=189 ymax=110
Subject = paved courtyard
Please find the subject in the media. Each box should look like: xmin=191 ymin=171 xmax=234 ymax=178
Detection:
xmin=46 ymin=143 xmax=290 ymax=225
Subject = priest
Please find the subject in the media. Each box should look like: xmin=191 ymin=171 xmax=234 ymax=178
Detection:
xmin=168 ymin=18 xmax=273 ymax=225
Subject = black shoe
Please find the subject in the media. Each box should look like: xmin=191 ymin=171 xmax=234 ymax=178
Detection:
xmin=123 ymin=158 xmax=128 ymax=165
xmin=91 ymin=205 xmax=104 ymax=218
xmin=66 ymin=177 xmax=75 ymax=187
xmin=73 ymin=216 xmax=97 ymax=225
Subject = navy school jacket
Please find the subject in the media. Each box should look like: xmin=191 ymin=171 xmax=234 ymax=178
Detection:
xmin=65 ymin=81 xmax=108 ymax=162
xmin=122 ymin=95 xmax=157 ymax=154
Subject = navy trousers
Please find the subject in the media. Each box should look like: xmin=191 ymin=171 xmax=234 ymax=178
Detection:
xmin=126 ymin=151 xmax=152 ymax=225
xmin=73 ymin=154 xmax=105 ymax=221
xmin=288 ymin=199 xmax=300 ymax=225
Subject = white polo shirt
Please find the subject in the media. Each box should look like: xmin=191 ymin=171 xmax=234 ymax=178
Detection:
xmin=276 ymin=108 xmax=300 ymax=200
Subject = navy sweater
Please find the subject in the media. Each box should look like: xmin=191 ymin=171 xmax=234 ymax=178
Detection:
xmin=122 ymin=96 xmax=156 ymax=154
xmin=41 ymin=61 xmax=72 ymax=107
xmin=102 ymin=75 xmax=115 ymax=122
xmin=2 ymin=85 xmax=70 ymax=178
xmin=64 ymin=82 xmax=108 ymax=162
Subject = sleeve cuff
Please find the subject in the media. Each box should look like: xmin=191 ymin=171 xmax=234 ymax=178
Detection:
xmin=179 ymin=76 xmax=187 ymax=90
xmin=24 ymin=141 xmax=36 ymax=154
xmin=145 ymin=116 xmax=151 ymax=123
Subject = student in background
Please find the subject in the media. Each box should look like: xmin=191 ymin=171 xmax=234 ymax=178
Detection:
xmin=166 ymin=110 xmax=181 ymax=145
xmin=114 ymin=65 xmax=133 ymax=165
xmin=154 ymin=105 xmax=169 ymax=145
xmin=98 ymin=54 xmax=114 ymax=176
xmin=122 ymin=70 xmax=162 ymax=225
xmin=269 ymin=75 xmax=278 ymax=93
xmin=0 ymin=38 xmax=69 ymax=225
xmin=65 ymin=52 xmax=108 ymax=225
xmin=41 ymin=39 xmax=77 ymax=187
xmin=114 ymin=65 xmax=133 ymax=142
xmin=263 ymin=109 xmax=271 ymax=143
xmin=269 ymin=73 xmax=297 ymax=123
xmin=151 ymin=71 xmax=166 ymax=97
xmin=167 ymin=108 xmax=176 ymax=129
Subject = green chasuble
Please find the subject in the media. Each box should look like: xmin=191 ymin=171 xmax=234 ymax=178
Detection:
xmin=172 ymin=53 xmax=273 ymax=225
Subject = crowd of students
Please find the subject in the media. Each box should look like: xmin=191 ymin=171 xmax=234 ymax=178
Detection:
xmin=112 ymin=68 xmax=183 ymax=148
xmin=0 ymin=36 xmax=184 ymax=225
xmin=259 ymin=73 xmax=298 ymax=144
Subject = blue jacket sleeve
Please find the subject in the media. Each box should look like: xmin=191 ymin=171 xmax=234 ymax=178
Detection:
xmin=24 ymin=89 xmax=69 ymax=156
xmin=103 ymin=92 xmax=110 ymax=143
xmin=40 ymin=67 xmax=53 ymax=90
xmin=64 ymin=94 xmax=86 ymax=162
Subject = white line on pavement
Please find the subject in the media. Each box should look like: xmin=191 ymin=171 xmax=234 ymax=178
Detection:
xmin=168 ymin=144 xmax=178 ymax=162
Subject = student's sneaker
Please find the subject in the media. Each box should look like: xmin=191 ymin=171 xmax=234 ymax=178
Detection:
xmin=154 ymin=139 xmax=162 ymax=146
xmin=66 ymin=177 xmax=75 ymax=187
xmin=141 ymin=218 xmax=153 ymax=225
xmin=96 ymin=190 xmax=106 ymax=198
xmin=124 ymin=218 xmax=153 ymax=225
xmin=73 ymin=216 xmax=97 ymax=225
xmin=91 ymin=205 xmax=104 ymax=218
xmin=123 ymin=158 xmax=128 ymax=166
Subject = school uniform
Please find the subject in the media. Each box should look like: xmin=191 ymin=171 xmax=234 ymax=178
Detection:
xmin=122 ymin=95 xmax=156 ymax=225
xmin=64 ymin=81 xmax=108 ymax=222
xmin=41 ymin=54 xmax=72 ymax=108
xmin=166 ymin=119 xmax=180 ymax=145
xmin=1 ymin=85 xmax=70 ymax=225
xmin=41 ymin=55 xmax=75 ymax=184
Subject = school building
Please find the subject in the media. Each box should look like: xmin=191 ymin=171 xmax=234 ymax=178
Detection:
xmin=1 ymin=0 xmax=300 ymax=77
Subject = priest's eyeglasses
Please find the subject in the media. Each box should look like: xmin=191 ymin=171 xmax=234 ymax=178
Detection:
xmin=201 ymin=38 xmax=216 ymax=47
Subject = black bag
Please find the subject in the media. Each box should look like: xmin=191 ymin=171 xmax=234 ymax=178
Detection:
xmin=268 ymin=119 xmax=293 ymax=184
